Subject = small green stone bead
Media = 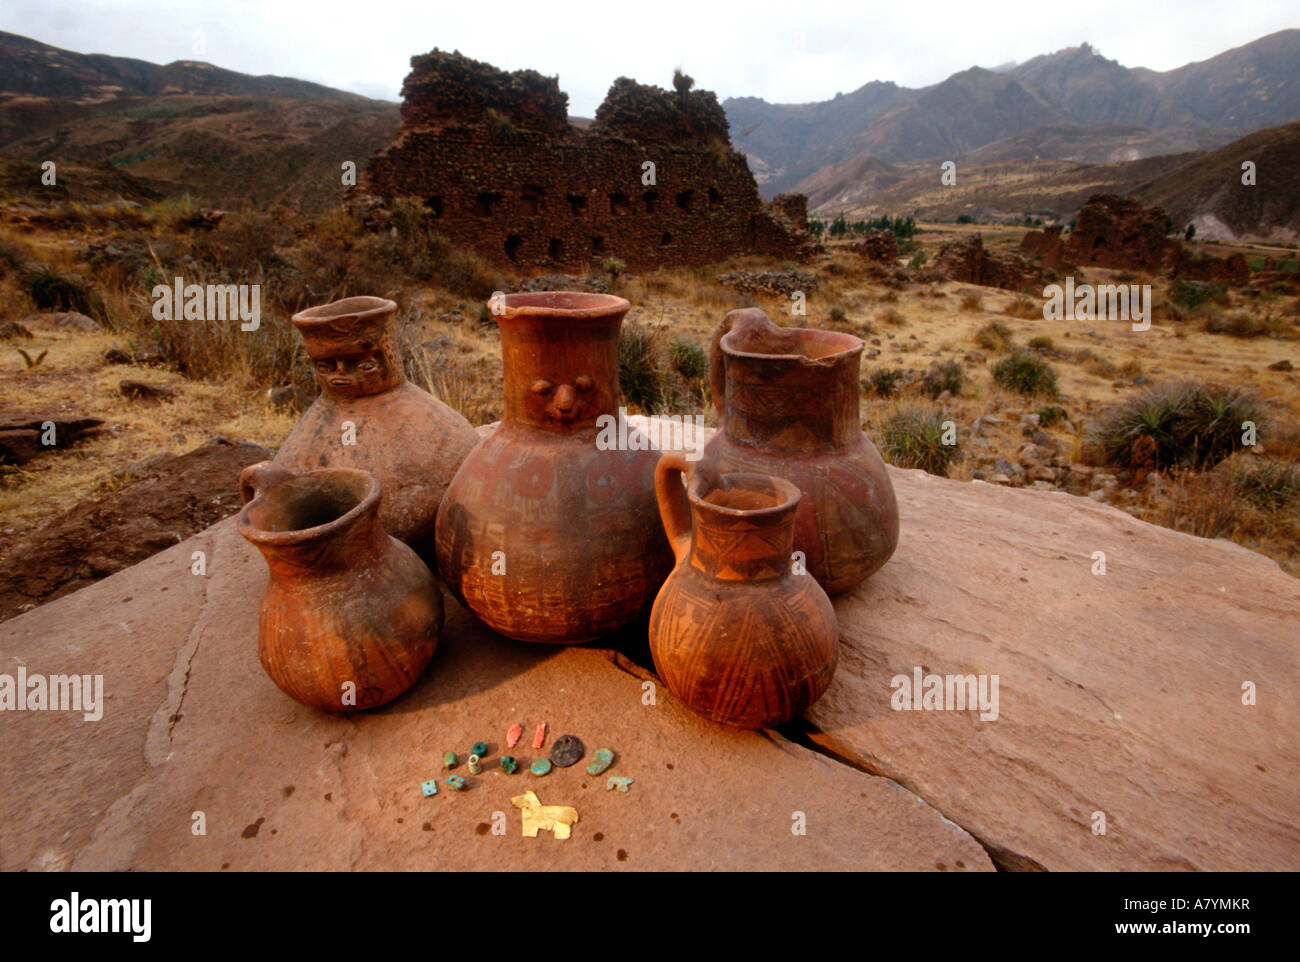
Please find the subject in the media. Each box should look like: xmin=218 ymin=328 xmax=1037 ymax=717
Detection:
xmin=500 ymin=755 xmax=518 ymax=774
xmin=420 ymin=780 xmax=438 ymax=797
xmin=530 ymin=758 xmax=552 ymax=777
xmin=443 ymin=752 xmax=457 ymax=769
xmin=586 ymin=748 xmax=614 ymax=776
xmin=467 ymin=754 xmax=482 ymax=775
xmin=446 ymin=776 xmax=466 ymax=791
xmin=471 ymin=741 xmax=488 ymax=757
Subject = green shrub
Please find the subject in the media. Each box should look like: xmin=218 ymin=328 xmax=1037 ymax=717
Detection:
xmin=1037 ymin=404 xmax=1067 ymax=427
xmin=921 ymin=359 xmax=963 ymax=398
xmin=602 ymin=257 xmax=627 ymax=279
xmin=1096 ymin=381 xmax=1267 ymax=472
xmin=618 ymin=320 xmax=672 ymax=413
xmin=27 ymin=268 xmax=97 ymax=316
xmin=959 ymin=291 xmax=983 ymax=312
xmin=828 ymin=305 xmax=847 ymax=324
xmin=1232 ymin=460 xmax=1300 ymax=510
xmin=668 ymin=337 xmax=708 ymax=380
xmin=975 ymin=320 xmax=1014 ymax=353
xmin=864 ymin=367 xmax=906 ymax=397
xmin=1027 ymin=335 xmax=1055 ymax=351
xmin=992 ymin=349 xmax=1058 ymax=397
xmin=1170 ymin=278 xmax=1226 ymax=310
xmin=880 ymin=406 xmax=960 ymax=476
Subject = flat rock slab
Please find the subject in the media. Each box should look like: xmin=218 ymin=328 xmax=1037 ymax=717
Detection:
xmin=0 ymin=517 xmax=988 ymax=872
xmin=2 ymin=417 xmax=1296 ymax=871
xmin=809 ymin=470 xmax=1300 ymax=871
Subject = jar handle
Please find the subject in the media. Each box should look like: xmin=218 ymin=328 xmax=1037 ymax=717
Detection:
xmin=654 ymin=452 xmax=693 ymax=565
xmin=709 ymin=308 xmax=776 ymax=418
xmin=239 ymin=460 xmax=298 ymax=504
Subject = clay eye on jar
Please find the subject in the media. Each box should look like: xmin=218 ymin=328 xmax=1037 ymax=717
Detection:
xmin=530 ymin=379 xmax=555 ymax=395
xmin=573 ymin=374 xmax=594 ymax=392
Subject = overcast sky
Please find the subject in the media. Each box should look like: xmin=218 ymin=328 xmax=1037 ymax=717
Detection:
xmin=2 ymin=0 xmax=1296 ymax=115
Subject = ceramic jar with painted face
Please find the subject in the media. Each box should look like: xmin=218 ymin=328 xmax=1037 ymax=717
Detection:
xmin=435 ymin=292 xmax=673 ymax=644
xmin=274 ymin=296 xmax=479 ymax=563
xmin=702 ymin=308 xmax=899 ymax=594
xmin=238 ymin=461 xmax=442 ymax=711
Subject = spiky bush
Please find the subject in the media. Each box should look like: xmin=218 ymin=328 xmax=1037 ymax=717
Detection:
xmin=992 ymin=349 xmax=1058 ymax=397
xmin=863 ymin=367 xmax=906 ymax=398
xmin=618 ymin=320 xmax=673 ymax=413
xmin=1233 ymin=460 xmax=1300 ymax=511
xmin=668 ymin=336 xmax=708 ymax=380
xmin=880 ymin=406 xmax=960 ymax=476
xmin=1096 ymin=380 xmax=1267 ymax=472
xmin=920 ymin=359 xmax=963 ymax=398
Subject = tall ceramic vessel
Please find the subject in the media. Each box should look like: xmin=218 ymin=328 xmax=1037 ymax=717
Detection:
xmin=238 ymin=462 xmax=442 ymax=711
xmin=276 ymin=296 xmax=479 ymax=562
xmin=435 ymin=292 xmax=673 ymax=644
xmin=702 ymin=308 xmax=899 ymax=594
xmin=649 ymin=453 xmax=839 ymax=729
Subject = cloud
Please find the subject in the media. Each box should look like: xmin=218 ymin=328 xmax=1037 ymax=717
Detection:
xmin=1 ymin=0 xmax=1296 ymax=113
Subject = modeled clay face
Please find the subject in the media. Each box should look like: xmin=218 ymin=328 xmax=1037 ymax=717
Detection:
xmin=312 ymin=349 xmax=394 ymax=398
xmin=526 ymin=373 xmax=599 ymax=424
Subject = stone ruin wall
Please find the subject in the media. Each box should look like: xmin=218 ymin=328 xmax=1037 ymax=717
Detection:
xmin=358 ymin=51 xmax=817 ymax=271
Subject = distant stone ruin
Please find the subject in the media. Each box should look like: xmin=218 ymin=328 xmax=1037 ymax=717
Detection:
xmin=935 ymin=234 xmax=1037 ymax=291
xmin=354 ymin=51 xmax=818 ymax=271
xmin=1061 ymin=194 xmax=1249 ymax=284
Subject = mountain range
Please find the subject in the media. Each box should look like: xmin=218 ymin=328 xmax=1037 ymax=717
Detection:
xmin=724 ymin=30 xmax=1300 ymax=204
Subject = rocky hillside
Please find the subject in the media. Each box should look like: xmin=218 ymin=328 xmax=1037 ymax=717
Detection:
xmin=1134 ymin=120 xmax=1300 ymax=240
xmin=0 ymin=31 xmax=400 ymax=213
xmin=727 ymin=30 xmax=1300 ymax=197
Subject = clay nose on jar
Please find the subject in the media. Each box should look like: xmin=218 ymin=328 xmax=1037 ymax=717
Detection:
xmin=554 ymin=384 xmax=576 ymax=411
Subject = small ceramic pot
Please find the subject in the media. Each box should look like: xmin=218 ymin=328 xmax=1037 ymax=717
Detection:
xmin=238 ymin=461 xmax=442 ymax=711
xmin=648 ymin=452 xmax=839 ymax=729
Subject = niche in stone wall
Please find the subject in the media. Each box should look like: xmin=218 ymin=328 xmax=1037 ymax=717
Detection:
xmin=520 ymin=185 xmax=545 ymax=216
xmin=568 ymin=194 xmax=587 ymax=215
xmin=660 ymin=232 xmax=672 ymax=246
xmin=475 ymin=192 xmax=502 ymax=217
xmin=609 ymin=193 xmax=630 ymax=215
xmin=505 ymin=234 xmax=523 ymax=262
xmin=708 ymin=186 xmax=722 ymax=209
xmin=643 ymin=190 xmax=659 ymax=214
xmin=428 ymin=195 xmax=444 ymax=217
xmin=675 ymin=190 xmax=694 ymax=211
xmin=592 ymin=235 xmax=606 ymax=253
xmin=548 ymin=238 xmax=564 ymax=260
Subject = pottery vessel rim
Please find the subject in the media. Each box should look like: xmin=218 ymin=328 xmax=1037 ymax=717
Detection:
xmin=490 ymin=291 xmax=631 ymax=321
xmin=720 ymin=323 xmax=862 ymax=367
xmin=687 ymin=470 xmax=802 ymax=520
xmin=237 ymin=467 xmax=379 ymax=547
xmin=290 ymin=296 xmax=396 ymax=329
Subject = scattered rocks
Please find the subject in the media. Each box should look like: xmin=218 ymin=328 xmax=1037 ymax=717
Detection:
xmin=0 ymin=413 xmax=105 ymax=466
xmin=119 ymin=379 xmax=176 ymax=402
xmin=717 ymin=269 xmax=816 ymax=297
xmin=0 ymin=435 xmax=273 ymax=621
xmin=0 ymin=321 xmax=33 ymax=340
xmin=1268 ymin=359 xmax=1293 ymax=371
xmin=20 ymin=311 xmax=102 ymax=333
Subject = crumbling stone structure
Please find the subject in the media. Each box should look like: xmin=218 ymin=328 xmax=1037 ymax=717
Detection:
xmin=1019 ymin=225 xmax=1064 ymax=269
xmin=1063 ymin=195 xmax=1169 ymax=273
xmin=1060 ymin=194 xmax=1248 ymax=284
xmin=849 ymin=229 xmax=899 ymax=263
xmin=936 ymin=234 xmax=1037 ymax=291
xmin=356 ymin=51 xmax=817 ymax=270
